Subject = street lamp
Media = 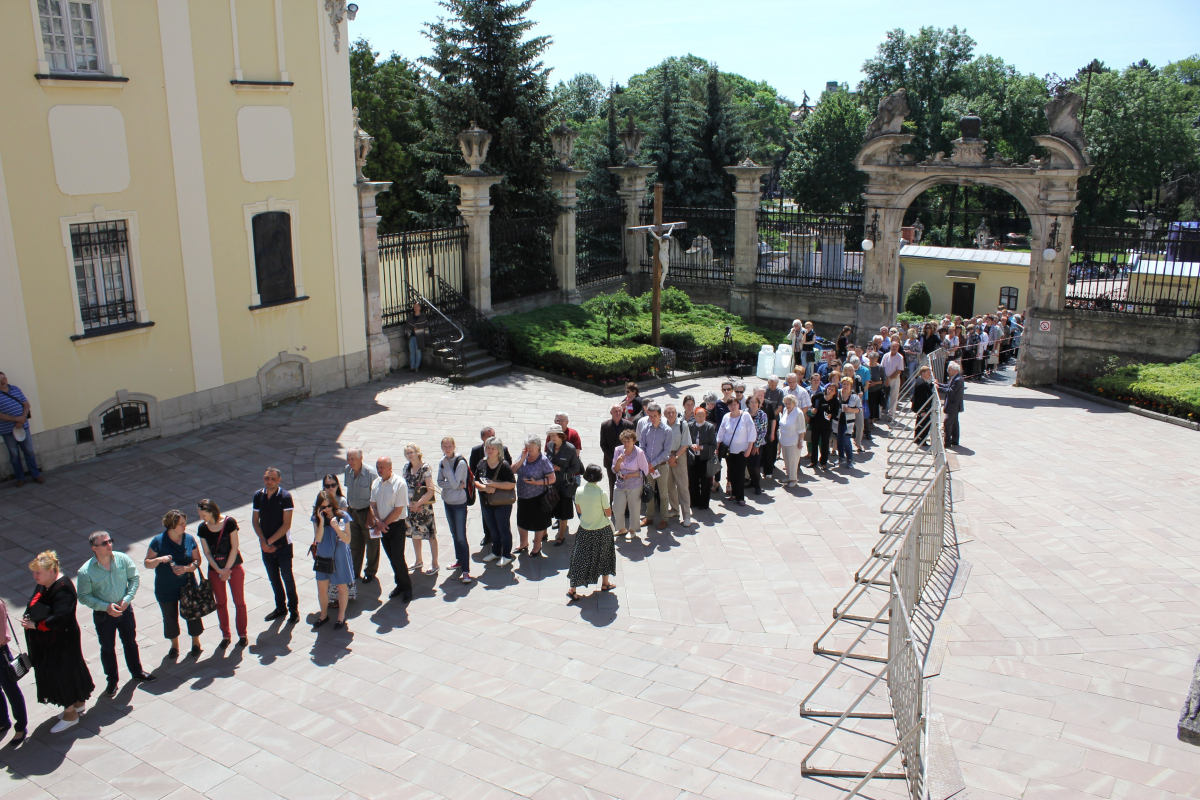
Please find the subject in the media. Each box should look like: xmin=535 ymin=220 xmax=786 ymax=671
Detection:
xmin=1043 ymin=217 xmax=1062 ymax=261
xmin=862 ymin=209 xmax=881 ymax=251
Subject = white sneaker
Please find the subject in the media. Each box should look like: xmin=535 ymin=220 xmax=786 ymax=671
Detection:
xmin=482 ymin=553 xmax=498 ymax=562
xmin=497 ymin=557 xmax=513 ymax=567
xmin=51 ymin=717 xmax=79 ymax=733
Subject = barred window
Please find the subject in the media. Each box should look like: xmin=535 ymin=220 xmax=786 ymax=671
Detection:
xmin=71 ymin=221 xmax=137 ymax=332
xmin=100 ymin=401 xmax=149 ymax=439
xmin=39 ymin=0 xmax=103 ymax=73
xmin=252 ymin=211 xmax=297 ymax=305
xmin=999 ymin=286 xmax=1019 ymax=310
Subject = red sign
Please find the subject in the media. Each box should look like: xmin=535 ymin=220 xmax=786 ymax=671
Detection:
xmin=1039 ymin=320 xmax=1051 ymax=332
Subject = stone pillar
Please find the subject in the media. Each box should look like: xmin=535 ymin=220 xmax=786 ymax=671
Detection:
xmin=856 ymin=204 xmax=903 ymax=337
xmin=1017 ymin=206 xmax=1078 ymax=386
xmin=446 ymin=174 xmax=503 ymax=315
xmin=357 ymin=180 xmax=392 ymax=379
xmin=609 ymin=166 xmax=655 ymax=277
xmin=551 ymin=169 xmax=586 ymax=303
xmin=724 ymin=160 xmax=772 ymax=319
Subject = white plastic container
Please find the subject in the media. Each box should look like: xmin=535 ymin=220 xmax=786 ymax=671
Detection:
xmin=774 ymin=343 xmax=794 ymax=376
xmin=756 ymin=345 xmax=776 ymax=379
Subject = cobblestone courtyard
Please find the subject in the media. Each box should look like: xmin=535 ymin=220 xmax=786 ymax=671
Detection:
xmin=0 ymin=370 xmax=1197 ymax=800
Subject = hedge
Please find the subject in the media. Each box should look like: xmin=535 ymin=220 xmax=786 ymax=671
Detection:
xmin=1092 ymin=354 xmax=1200 ymax=419
xmin=496 ymin=292 xmax=772 ymax=382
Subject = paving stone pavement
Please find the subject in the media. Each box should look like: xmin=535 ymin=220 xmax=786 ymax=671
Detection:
xmin=0 ymin=369 xmax=1195 ymax=800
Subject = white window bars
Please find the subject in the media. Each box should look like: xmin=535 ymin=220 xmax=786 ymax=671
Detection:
xmin=799 ymin=349 xmax=950 ymax=800
xmin=39 ymin=0 xmax=104 ymax=73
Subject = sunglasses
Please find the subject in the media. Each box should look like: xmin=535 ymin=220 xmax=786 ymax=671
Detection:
xmin=94 ymin=540 xmax=113 ymax=547
xmin=323 ymin=482 xmax=337 ymax=488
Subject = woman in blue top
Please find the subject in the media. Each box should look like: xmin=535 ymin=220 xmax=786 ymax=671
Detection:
xmin=311 ymin=490 xmax=353 ymax=630
xmin=144 ymin=509 xmax=204 ymax=659
xmin=512 ymin=435 xmax=556 ymax=558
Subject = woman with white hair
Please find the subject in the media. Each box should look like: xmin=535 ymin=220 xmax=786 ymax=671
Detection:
xmin=513 ymin=434 xmax=556 ymax=557
xmin=778 ymin=394 xmax=805 ymax=485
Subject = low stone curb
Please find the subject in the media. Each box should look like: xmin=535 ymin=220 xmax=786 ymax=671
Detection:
xmin=1050 ymin=385 xmax=1200 ymax=432
xmin=513 ymin=366 xmax=733 ymax=396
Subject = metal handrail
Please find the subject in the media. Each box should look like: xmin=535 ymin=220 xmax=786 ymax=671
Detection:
xmin=407 ymin=286 xmax=465 ymax=379
xmin=433 ymin=277 xmax=510 ymax=361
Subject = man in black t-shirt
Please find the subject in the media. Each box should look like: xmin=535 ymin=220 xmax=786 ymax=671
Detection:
xmin=252 ymin=467 xmax=297 ymax=622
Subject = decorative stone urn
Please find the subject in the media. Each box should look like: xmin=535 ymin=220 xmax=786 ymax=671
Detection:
xmin=550 ymin=123 xmax=579 ymax=170
xmin=618 ymin=111 xmax=645 ymax=167
xmin=457 ymin=122 xmax=492 ymax=176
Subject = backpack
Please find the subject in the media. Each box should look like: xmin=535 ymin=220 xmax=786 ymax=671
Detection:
xmin=454 ymin=456 xmax=476 ymax=506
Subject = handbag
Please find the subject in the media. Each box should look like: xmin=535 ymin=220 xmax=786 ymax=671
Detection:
xmin=179 ymin=574 xmax=217 ymax=621
xmin=482 ymin=464 xmax=516 ymax=505
xmin=541 ymin=484 xmax=560 ymax=515
xmin=313 ymin=554 xmax=335 ymax=573
xmin=641 ymin=480 xmax=654 ymax=504
xmin=3 ymin=618 xmax=32 ymax=681
xmin=706 ymin=452 xmax=720 ymax=477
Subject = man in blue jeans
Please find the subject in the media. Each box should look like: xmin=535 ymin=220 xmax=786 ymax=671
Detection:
xmin=253 ymin=468 xmax=298 ymax=623
xmin=0 ymin=372 xmax=43 ymax=487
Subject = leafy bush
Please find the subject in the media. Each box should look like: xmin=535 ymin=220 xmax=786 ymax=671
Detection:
xmin=1092 ymin=353 xmax=1200 ymax=418
xmin=636 ymin=287 xmax=694 ymax=314
xmin=904 ymin=282 xmax=932 ymax=316
xmin=496 ymin=290 xmax=770 ymax=381
xmin=896 ymin=310 xmax=941 ymax=326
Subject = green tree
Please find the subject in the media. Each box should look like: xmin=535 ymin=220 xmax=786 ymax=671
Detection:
xmin=905 ymin=282 xmax=932 ymax=315
xmin=349 ymin=40 xmax=435 ymax=232
xmin=1073 ymin=62 xmax=1200 ymax=226
xmin=421 ymin=0 xmax=557 ymax=220
xmin=686 ymin=65 xmax=742 ymax=207
xmin=781 ymin=89 xmax=871 ymax=212
xmin=576 ymin=87 xmax=623 ymax=204
xmin=552 ymin=73 xmax=606 ymax=124
xmin=645 ymin=60 xmax=697 ymax=205
xmin=859 ymin=26 xmax=977 ymax=160
xmin=582 ymin=289 xmax=640 ymax=345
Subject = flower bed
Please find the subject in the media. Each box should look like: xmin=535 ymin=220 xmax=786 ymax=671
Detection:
xmin=1089 ymin=354 xmax=1200 ymax=420
xmin=495 ymin=289 xmax=773 ymax=384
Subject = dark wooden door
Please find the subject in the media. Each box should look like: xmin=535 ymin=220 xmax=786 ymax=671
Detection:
xmin=951 ymin=282 xmax=975 ymax=317
xmin=252 ymin=211 xmax=296 ymax=305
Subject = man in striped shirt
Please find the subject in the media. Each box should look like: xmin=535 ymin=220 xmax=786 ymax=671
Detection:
xmin=0 ymin=372 xmax=42 ymax=486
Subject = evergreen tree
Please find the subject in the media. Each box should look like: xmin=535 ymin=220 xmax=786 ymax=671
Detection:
xmin=577 ymin=87 xmax=623 ymax=205
xmin=349 ymin=40 xmax=435 ymax=232
xmin=420 ymin=0 xmax=557 ymax=220
xmin=646 ymin=61 xmax=697 ymax=205
xmin=687 ymin=65 xmax=742 ymax=207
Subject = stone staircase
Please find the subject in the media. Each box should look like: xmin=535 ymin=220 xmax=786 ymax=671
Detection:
xmin=427 ymin=336 xmax=511 ymax=384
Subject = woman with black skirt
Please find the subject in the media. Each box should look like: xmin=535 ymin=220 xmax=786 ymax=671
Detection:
xmin=22 ymin=551 xmax=94 ymax=733
xmin=566 ymin=465 xmax=617 ymax=602
xmin=513 ymin=434 xmax=557 ymax=558
xmin=545 ymin=425 xmax=583 ymax=547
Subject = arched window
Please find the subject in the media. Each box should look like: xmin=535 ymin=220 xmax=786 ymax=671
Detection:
xmin=999 ymin=286 xmax=1019 ymax=310
xmin=100 ymin=401 xmax=149 ymax=439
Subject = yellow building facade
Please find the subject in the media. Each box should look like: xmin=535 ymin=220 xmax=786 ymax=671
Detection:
xmin=899 ymin=245 xmax=1030 ymax=318
xmin=0 ymin=1 xmax=367 ymax=477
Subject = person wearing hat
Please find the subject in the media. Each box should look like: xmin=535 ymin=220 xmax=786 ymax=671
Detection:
xmin=0 ymin=372 xmax=42 ymax=487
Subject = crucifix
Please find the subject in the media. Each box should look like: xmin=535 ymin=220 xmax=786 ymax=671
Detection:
xmin=627 ymin=182 xmax=686 ymax=347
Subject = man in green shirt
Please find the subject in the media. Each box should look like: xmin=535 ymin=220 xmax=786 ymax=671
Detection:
xmin=77 ymin=531 xmax=156 ymax=697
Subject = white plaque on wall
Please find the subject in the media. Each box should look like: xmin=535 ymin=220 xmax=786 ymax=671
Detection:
xmin=48 ymin=106 xmax=131 ymax=196
xmin=237 ymin=106 xmax=296 ymax=183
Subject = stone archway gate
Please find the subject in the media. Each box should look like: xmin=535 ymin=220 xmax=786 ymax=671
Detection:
xmin=853 ymin=89 xmax=1092 ymax=385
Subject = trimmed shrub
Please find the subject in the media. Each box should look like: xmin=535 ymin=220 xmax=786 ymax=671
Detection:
xmin=1092 ymin=354 xmax=1200 ymax=418
xmin=904 ymin=282 xmax=932 ymax=316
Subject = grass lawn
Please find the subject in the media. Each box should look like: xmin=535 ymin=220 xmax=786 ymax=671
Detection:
xmin=1092 ymin=353 xmax=1200 ymax=419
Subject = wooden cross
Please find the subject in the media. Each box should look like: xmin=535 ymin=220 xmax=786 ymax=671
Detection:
xmin=627 ymin=183 xmax=687 ymax=347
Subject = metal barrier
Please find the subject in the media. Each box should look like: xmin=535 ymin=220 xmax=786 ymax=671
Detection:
xmin=800 ymin=350 xmax=950 ymax=799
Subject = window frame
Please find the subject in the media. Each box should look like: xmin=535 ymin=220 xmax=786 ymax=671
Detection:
xmin=30 ymin=0 xmax=122 ymax=77
xmin=59 ymin=207 xmax=149 ymax=339
xmin=243 ymin=197 xmax=305 ymax=309
xmin=999 ymin=286 xmax=1019 ymax=311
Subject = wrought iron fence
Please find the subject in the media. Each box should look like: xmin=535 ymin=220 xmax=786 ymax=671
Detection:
xmin=379 ymin=221 xmax=469 ymax=328
xmin=576 ymin=201 xmax=626 ymax=287
xmin=638 ymin=201 xmax=735 ymax=284
xmin=1066 ymin=222 xmax=1200 ymax=318
xmin=491 ymin=213 xmax=558 ymax=304
xmin=756 ymin=209 xmax=865 ymax=292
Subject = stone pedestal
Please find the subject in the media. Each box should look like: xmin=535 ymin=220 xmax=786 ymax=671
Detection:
xmin=1179 ymin=653 xmax=1200 ymax=746
xmin=356 ymin=180 xmax=392 ymax=380
xmin=446 ymin=173 xmax=503 ymax=315
xmin=725 ymin=162 xmax=772 ymax=321
xmin=609 ymin=166 xmax=655 ymax=278
xmin=551 ymin=169 xmax=586 ymax=303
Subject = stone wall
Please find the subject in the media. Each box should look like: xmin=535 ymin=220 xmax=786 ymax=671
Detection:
xmin=1059 ymin=309 xmax=1200 ymax=379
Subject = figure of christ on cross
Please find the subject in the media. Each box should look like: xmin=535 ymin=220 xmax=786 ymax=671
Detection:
xmin=627 ymin=182 xmax=687 ymax=347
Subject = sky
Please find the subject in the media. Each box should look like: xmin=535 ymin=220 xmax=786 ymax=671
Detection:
xmin=348 ymin=0 xmax=1200 ymax=103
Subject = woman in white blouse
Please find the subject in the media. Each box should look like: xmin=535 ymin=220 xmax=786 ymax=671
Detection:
xmin=777 ymin=394 xmax=805 ymax=486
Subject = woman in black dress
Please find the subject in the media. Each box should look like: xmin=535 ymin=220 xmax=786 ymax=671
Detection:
xmin=21 ymin=551 xmax=94 ymax=733
xmin=912 ymin=365 xmax=935 ymax=445
xmin=921 ymin=322 xmax=941 ymax=355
